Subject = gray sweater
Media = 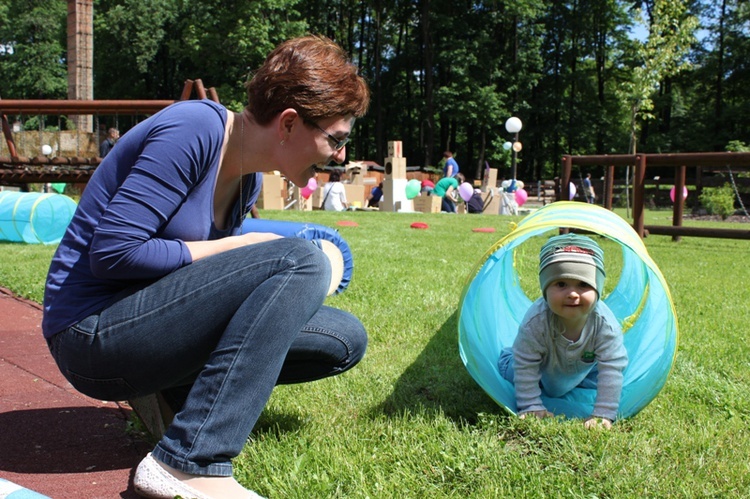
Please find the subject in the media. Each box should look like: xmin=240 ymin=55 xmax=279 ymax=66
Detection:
xmin=513 ymin=298 xmax=628 ymax=421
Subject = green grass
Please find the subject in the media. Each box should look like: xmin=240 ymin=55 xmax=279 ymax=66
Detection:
xmin=3 ymin=207 xmax=750 ymax=497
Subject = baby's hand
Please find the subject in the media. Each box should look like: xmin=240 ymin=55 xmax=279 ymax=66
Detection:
xmin=584 ymin=417 xmax=612 ymax=430
xmin=519 ymin=410 xmax=554 ymax=420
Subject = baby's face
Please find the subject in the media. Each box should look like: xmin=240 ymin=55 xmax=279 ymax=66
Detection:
xmin=545 ymin=278 xmax=597 ymax=322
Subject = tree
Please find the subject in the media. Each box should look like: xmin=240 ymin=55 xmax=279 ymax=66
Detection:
xmin=0 ymin=0 xmax=67 ymax=99
xmin=621 ymin=0 xmax=698 ymax=155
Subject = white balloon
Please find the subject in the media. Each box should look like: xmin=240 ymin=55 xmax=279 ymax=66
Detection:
xmin=569 ymin=182 xmax=577 ymax=200
xmin=505 ymin=117 xmax=523 ymax=133
xmin=42 ymin=144 xmax=52 ymax=155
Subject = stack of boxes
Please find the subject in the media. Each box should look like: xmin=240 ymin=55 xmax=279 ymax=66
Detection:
xmin=380 ymin=141 xmax=412 ymax=212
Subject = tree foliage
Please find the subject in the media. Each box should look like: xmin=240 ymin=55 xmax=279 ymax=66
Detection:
xmin=0 ymin=0 xmax=67 ymax=99
xmin=1 ymin=0 xmax=748 ymax=180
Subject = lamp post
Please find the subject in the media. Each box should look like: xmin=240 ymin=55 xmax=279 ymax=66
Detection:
xmin=505 ymin=116 xmax=523 ymax=181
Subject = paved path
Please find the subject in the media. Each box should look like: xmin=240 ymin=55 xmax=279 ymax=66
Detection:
xmin=0 ymin=287 xmax=149 ymax=498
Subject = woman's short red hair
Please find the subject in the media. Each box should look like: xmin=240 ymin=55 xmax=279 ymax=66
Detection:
xmin=245 ymin=35 xmax=370 ymax=125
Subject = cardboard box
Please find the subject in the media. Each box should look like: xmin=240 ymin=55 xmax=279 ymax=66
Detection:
xmin=387 ymin=141 xmax=403 ymax=158
xmin=383 ymin=156 xmax=407 ymax=179
xmin=257 ymin=173 xmax=284 ymax=210
xmin=344 ymin=184 xmax=366 ymax=208
xmin=413 ymin=194 xmax=442 ymax=213
xmin=381 ymin=178 xmax=413 ymax=212
xmin=293 ymin=186 xmax=313 ymax=211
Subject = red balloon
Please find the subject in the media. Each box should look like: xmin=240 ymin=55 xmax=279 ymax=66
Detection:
xmin=300 ymin=186 xmax=313 ymax=199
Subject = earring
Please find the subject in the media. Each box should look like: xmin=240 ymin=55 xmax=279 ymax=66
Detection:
xmin=280 ymin=140 xmax=285 ymax=146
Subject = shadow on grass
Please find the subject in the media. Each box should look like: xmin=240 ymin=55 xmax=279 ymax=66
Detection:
xmin=252 ymin=408 xmax=310 ymax=438
xmin=373 ymin=311 xmax=505 ymax=425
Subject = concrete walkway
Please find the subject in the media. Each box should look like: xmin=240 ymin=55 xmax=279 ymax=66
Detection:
xmin=0 ymin=287 xmax=149 ymax=498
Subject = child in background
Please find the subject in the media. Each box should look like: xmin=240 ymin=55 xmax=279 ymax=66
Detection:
xmin=497 ymin=233 xmax=628 ymax=429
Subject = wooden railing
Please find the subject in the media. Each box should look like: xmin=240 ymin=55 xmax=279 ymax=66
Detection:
xmin=0 ymin=80 xmax=215 ymax=184
xmin=561 ymin=152 xmax=750 ymax=240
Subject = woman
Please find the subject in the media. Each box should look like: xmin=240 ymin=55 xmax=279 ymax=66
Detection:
xmin=321 ymin=170 xmax=349 ymax=211
xmin=42 ymin=36 xmax=369 ymax=499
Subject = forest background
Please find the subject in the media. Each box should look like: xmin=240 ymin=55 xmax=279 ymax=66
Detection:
xmin=1 ymin=0 xmax=748 ymax=184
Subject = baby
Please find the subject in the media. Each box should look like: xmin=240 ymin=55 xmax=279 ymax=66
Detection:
xmin=498 ymin=233 xmax=628 ymax=429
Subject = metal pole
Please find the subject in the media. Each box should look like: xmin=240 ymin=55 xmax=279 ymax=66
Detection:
xmin=510 ymin=132 xmax=518 ymax=180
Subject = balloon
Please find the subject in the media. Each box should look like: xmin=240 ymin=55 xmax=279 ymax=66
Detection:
xmin=503 ymin=141 xmax=512 ymax=151
xmin=569 ymin=182 xmax=577 ymax=200
xmin=458 ymin=182 xmax=474 ymax=202
xmin=405 ymin=179 xmax=421 ymax=199
xmin=421 ymin=179 xmax=435 ymax=189
xmin=516 ymin=180 xmax=524 ymax=190
xmin=42 ymin=144 xmax=52 ymax=155
xmin=515 ymin=188 xmax=528 ymax=206
xmin=306 ymin=178 xmax=318 ymax=191
xmin=300 ymin=186 xmax=313 ymax=199
xmin=501 ymin=180 xmax=512 ymax=189
xmin=669 ymin=186 xmax=688 ymax=203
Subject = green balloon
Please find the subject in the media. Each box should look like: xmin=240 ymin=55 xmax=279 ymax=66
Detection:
xmin=405 ymin=179 xmax=421 ymax=199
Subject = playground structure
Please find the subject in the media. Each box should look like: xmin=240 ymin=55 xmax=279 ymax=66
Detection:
xmin=4 ymin=82 xmax=749 ymax=237
xmin=561 ymin=153 xmax=750 ymax=241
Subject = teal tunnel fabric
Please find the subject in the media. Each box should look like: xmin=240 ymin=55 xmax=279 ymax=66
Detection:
xmin=458 ymin=202 xmax=678 ymax=419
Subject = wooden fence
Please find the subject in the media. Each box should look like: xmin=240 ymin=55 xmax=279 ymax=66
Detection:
xmin=561 ymin=153 xmax=750 ymax=241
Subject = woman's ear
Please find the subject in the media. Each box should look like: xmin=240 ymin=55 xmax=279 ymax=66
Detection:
xmin=277 ymin=108 xmax=299 ymax=141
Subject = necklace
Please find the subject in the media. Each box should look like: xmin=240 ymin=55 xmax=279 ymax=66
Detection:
xmin=239 ymin=113 xmax=245 ymax=223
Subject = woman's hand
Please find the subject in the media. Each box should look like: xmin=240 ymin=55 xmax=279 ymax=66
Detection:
xmin=584 ymin=417 xmax=613 ymax=430
xmin=185 ymin=232 xmax=283 ymax=261
xmin=519 ymin=410 xmax=553 ymax=420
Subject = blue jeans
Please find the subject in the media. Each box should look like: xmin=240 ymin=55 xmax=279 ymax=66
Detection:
xmin=441 ymin=196 xmax=456 ymax=213
xmin=47 ymin=238 xmax=367 ymax=476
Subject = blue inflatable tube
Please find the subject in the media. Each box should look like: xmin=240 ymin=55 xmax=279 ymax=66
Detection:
xmin=0 ymin=192 xmax=77 ymax=245
xmin=241 ymin=218 xmax=353 ymax=295
xmin=458 ymin=202 xmax=678 ymax=420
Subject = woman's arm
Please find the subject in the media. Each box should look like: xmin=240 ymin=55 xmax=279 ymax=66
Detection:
xmin=184 ymin=232 xmax=282 ymax=261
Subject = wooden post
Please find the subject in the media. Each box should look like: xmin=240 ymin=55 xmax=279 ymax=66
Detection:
xmin=604 ymin=164 xmax=615 ymax=210
xmin=672 ymin=165 xmax=686 ymax=242
xmin=180 ymin=80 xmax=195 ymax=100
xmin=561 ymin=155 xmax=572 ymax=202
xmin=632 ymin=154 xmax=647 ymax=238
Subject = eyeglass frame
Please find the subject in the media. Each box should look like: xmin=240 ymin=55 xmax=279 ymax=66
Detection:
xmin=304 ymin=119 xmax=351 ymax=151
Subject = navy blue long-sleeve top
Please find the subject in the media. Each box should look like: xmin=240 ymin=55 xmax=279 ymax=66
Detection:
xmin=42 ymin=100 xmax=261 ymax=338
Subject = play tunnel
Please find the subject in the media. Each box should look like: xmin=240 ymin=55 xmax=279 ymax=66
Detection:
xmin=0 ymin=192 xmax=77 ymax=245
xmin=458 ymin=202 xmax=678 ymax=419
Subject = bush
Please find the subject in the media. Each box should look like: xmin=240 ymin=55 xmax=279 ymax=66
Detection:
xmin=699 ymin=183 xmax=735 ymax=219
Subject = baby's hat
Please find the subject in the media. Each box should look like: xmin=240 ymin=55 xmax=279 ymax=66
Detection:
xmin=538 ymin=233 xmax=605 ymax=298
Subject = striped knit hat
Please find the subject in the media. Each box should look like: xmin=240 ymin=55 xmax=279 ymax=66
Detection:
xmin=539 ymin=233 xmax=605 ymax=299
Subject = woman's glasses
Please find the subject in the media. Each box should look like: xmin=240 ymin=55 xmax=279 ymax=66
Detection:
xmin=306 ymin=120 xmax=350 ymax=151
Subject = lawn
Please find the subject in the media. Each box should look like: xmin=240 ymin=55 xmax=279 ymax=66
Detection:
xmin=2 ymin=206 xmax=749 ymax=497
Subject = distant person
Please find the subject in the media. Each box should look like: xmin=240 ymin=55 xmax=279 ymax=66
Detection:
xmin=583 ymin=173 xmax=596 ymax=204
xmin=497 ymin=234 xmax=628 ymax=429
xmin=467 ymin=189 xmax=484 ymax=214
xmin=321 ymin=171 xmax=349 ymax=211
xmin=367 ymin=182 xmax=383 ymax=208
xmin=99 ymin=128 xmax=120 ymax=158
xmin=432 ymin=172 xmax=465 ymax=213
xmin=443 ymin=151 xmax=460 ymax=178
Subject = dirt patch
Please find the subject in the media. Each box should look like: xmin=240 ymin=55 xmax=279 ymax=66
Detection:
xmin=683 ymin=214 xmax=750 ymax=223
